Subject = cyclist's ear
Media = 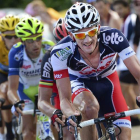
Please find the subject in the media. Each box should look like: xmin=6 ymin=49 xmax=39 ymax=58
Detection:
xmin=98 ymin=24 xmax=100 ymax=32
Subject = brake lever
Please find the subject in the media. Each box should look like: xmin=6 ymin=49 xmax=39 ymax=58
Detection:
xmin=71 ymin=116 xmax=78 ymax=140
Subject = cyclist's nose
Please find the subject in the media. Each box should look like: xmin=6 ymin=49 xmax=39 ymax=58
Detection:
xmin=84 ymin=35 xmax=92 ymax=42
xmin=32 ymin=40 xmax=40 ymax=48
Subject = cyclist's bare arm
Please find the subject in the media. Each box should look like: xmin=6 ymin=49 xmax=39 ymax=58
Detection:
xmin=56 ymin=77 xmax=79 ymax=118
xmin=0 ymin=82 xmax=8 ymax=99
xmin=124 ymin=55 xmax=140 ymax=86
xmin=38 ymin=87 xmax=56 ymax=117
xmin=7 ymin=75 xmax=20 ymax=104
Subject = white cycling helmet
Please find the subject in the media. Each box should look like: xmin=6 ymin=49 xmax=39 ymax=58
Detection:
xmin=65 ymin=2 xmax=100 ymax=32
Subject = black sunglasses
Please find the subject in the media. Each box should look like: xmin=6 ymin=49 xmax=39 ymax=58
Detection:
xmin=5 ymin=35 xmax=18 ymax=40
xmin=25 ymin=36 xmax=42 ymax=44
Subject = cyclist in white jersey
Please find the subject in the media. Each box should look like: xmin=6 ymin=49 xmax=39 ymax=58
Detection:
xmin=51 ymin=2 xmax=140 ymax=140
xmin=7 ymin=17 xmax=54 ymax=140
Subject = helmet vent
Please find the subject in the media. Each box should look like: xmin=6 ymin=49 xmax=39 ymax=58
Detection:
xmin=82 ymin=13 xmax=90 ymax=23
xmin=28 ymin=19 xmax=33 ymax=27
xmin=23 ymin=29 xmax=32 ymax=34
xmin=18 ymin=25 xmax=23 ymax=27
xmin=36 ymin=25 xmax=40 ymax=32
xmin=18 ymin=32 xmax=25 ymax=35
xmin=12 ymin=20 xmax=15 ymax=27
xmin=81 ymin=6 xmax=85 ymax=13
xmin=72 ymin=9 xmax=77 ymax=14
xmin=6 ymin=21 xmax=9 ymax=27
xmin=42 ymin=26 xmax=44 ymax=30
xmin=60 ymin=25 xmax=62 ymax=30
xmin=67 ymin=21 xmax=79 ymax=31
xmin=71 ymin=18 xmax=80 ymax=24
xmin=67 ymin=11 xmax=70 ymax=16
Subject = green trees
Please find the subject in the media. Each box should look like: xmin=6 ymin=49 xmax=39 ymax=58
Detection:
xmin=0 ymin=0 xmax=72 ymax=11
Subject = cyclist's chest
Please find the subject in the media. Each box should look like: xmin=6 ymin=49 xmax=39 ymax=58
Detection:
xmin=19 ymin=60 xmax=42 ymax=78
xmin=68 ymin=49 xmax=116 ymax=75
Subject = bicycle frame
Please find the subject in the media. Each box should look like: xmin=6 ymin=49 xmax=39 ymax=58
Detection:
xmin=17 ymin=109 xmax=54 ymax=140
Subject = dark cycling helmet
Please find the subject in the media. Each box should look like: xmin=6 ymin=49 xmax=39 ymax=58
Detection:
xmin=53 ymin=18 xmax=69 ymax=42
xmin=65 ymin=2 xmax=100 ymax=32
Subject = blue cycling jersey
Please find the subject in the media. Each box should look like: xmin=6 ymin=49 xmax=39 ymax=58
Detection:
xmin=9 ymin=40 xmax=54 ymax=102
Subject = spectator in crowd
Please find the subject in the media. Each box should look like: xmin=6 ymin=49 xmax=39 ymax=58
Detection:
xmin=133 ymin=0 xmax=140 ymax=51
xmin=94 ymin=0 xmax=122 ymax=29
xmin=113 ymin=0 xmax=140 ymax=126
xmin=25 ymin=0 xmax=61 ymax=41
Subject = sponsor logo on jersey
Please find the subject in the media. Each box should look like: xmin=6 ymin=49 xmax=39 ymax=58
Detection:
xmin=54 ymin=46 xmax=72 ymax=61
xmin=54 ymin=74 xmax=62 ymax=79
xmin=42 ymin=58 xmax=52 ymax=78
xmin=103 ymin=32 xmax=124 ymax=45
xmin=13 ymin=42 xmax=22 ymax=48
xmin=21 ymin=68 xmax=41 ymax=77
xmin=22 ymin=65 xmax=31 ymax=69
xmin=14 ymin=51 xmax=23 ymax=61
xmin=125 ymin=51 xmax=133 ymax=56
xmin=79 ymin=53 xmax=115 ymax=75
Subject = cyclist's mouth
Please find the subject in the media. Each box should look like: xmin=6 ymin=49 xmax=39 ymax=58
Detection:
xmin=33 ymin=48 xmax=39 ymax=52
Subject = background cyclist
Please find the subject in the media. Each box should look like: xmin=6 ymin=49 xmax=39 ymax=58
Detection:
xmin=51 ymin=2 xmax=140 ymax=140
xmin=0 ymin=15 xmax=20 ymax=140
xmin=7 ymin=17 xmax=54 ymax=140
xmin=38 ymin=18 xmax=75 ymax=140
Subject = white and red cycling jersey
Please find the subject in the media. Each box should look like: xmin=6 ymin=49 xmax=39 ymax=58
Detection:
xmin=51 ymin=26 xmax=135 ymax=128
xmin=51 ymin=26 xmax=135 ymax=79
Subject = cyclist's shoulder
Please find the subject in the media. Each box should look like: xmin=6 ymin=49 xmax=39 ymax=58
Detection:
xmin=51 ymin=36 xmax=73 ymax=53
xmin=100 ymin=26 xmax=120 ymax=34
xmin=9 ymin=42 xmax=24 ymax=60
xmin=100 ymin=26 xmax=124 ymax=41
xmin=11 ymin=42 xmax=24 ymax=51
xmin=42 ymin=38 xmax=55 ymax=50
xmin=0 ymin=36 xmax=6 ymax=50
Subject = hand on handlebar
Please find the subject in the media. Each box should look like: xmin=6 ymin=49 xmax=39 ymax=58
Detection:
xmin=11 ymin=100 xmax=25 ymax=117
xmin=51 ymin=109 xmax=65 ymax=132
xmin=66 ymin=111 xmax=82 ymax=134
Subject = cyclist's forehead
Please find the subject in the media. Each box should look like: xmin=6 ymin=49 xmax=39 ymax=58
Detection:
xmin=2 ymin=30 xmax=15 ymax=35
xmin=27 ymin=33 xmax=42 ymax=38
xmin=74 ymin=26 xmax=97 ymax=33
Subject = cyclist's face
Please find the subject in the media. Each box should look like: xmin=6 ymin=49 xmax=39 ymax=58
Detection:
xmin=71 ymin=25 xmax=100 ymax=54
xmin=134 ymin=1 xmax=140 ymax=16
xmin=2 ymin=30 xmax=20 ymax=50
xmin=23 ymin=33 xmax=42 ymax=59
